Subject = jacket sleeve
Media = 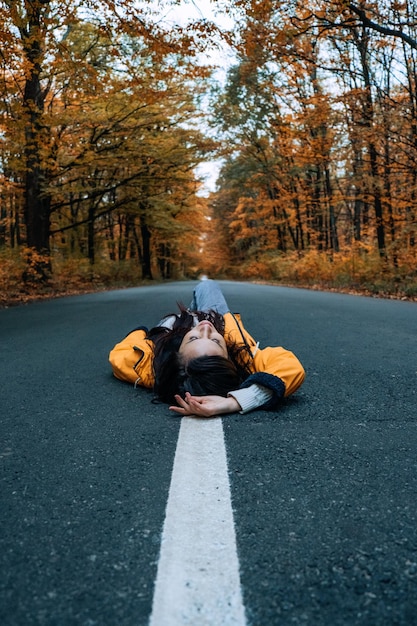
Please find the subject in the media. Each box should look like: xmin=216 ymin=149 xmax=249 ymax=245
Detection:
xmin=109 ymin=327 xmax=155 ymax=388
xmin=239 ymin=346 xmax=305 ymax=409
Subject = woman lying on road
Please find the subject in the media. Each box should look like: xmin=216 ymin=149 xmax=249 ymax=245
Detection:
xmin=109 ymin=280 xmax=305 ymax=417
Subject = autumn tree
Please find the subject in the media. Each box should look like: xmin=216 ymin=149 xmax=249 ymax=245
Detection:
xmin=293 ymin=0 xmax=417 ymax=259
xmin=0 ymin=0 xmax=218 ymax=281
xmin=46 ymin=26 xmax=214 ymax=276
xmin=208 ymin=0 xmax=417 ymax=278
xmin=211 ymin=3 xmax=340 ymax=261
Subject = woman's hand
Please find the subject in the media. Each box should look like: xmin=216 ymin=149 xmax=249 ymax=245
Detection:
xmin=169 ymin=392 xmax=241 ymax=418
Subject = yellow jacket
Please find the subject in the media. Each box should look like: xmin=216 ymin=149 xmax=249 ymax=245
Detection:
xmin=109 ymin=312 xmax=305 ymax=405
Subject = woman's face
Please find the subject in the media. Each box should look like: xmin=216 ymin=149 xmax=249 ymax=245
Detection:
xmin=179 ymin=320 xmax=228 ymax=362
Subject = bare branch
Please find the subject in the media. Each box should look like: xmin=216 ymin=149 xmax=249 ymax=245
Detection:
xmin=348 ymin=2 xmax=417 ymax=50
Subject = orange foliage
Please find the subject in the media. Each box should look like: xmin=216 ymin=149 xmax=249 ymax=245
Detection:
xmin=206 ymin=0 xmax=417 ymax=292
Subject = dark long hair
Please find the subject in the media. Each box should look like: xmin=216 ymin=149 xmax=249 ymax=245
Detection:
xmin=147 ymin=304 xmax=252 ymax=404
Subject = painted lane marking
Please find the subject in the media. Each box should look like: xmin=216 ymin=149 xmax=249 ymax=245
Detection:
xmin=149 ymin=417 xmax=247 ymax=626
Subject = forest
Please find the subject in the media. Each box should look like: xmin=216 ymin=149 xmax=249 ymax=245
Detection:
xmin=1 ymin=0 xmax=417 ymax=304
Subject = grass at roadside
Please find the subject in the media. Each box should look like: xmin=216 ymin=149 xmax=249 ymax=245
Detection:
xmin=226 ymin=250 xmax=417 ymax=302
xmin=0 ymin=251 xmax=149 ymax=308
xmin=1 ymin=248 xmax=416 ymax=307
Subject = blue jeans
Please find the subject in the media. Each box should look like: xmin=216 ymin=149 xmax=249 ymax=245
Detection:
xmin=189 ymin=280 xmax=230 ymax=315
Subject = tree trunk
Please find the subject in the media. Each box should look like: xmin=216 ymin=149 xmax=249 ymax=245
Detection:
xmin=355 ymin=26 xmax=386 ymax=257
xmin=140 ymin=215 xmax=153 ymax=279
xmin=88 ymin=205 xmax=95 ymax=265
xmin=22 ymin=1 xmax=52 ymax=279
xmin=325 ymin=166 xmax=339 ymax=252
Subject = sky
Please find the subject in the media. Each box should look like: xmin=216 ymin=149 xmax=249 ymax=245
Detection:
xmin=175 ymin=2 xmax=236 ymax=194
xmin=151 ymin=0 xmax=237 ymax=194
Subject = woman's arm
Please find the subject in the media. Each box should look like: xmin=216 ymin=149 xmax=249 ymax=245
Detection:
xmin=227 ymin=384 xmax=274 ymax=413
xmin=109 ymin=328 xmax=155 ymax=388
xmin=169 ymin=384 xmax=273 ymax=417
xmin=224 ymin=313 xmax=305 ymax=410
xmin=246 ymin=346 xmax=306 ymax=401
xmin=217 ymin=347 xmax=305 ymax=414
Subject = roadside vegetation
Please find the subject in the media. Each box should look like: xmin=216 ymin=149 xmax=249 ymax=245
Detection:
xmin=1 ymin=245 xmax=415 ymax=308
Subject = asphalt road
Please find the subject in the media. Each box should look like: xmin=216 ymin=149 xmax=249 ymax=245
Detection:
xmin=1 ymin=281 xmax=416 ymax=625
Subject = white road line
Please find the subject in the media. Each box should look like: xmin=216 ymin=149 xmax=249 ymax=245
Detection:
xmin=149 ymin=417 xmax=247 ymax=626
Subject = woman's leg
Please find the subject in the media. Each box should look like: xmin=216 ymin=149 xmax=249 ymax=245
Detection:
xmin=189 ymin=279 xmax=230 ymax=315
